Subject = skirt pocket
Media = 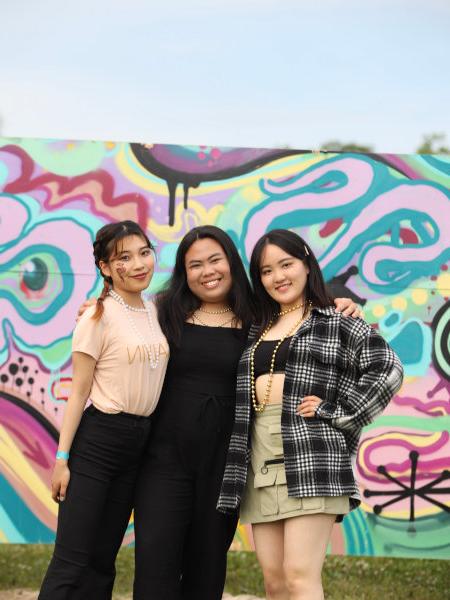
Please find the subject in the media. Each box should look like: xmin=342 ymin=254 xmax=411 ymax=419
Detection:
xmin=254 ymin=470 xmax=278 ymax=516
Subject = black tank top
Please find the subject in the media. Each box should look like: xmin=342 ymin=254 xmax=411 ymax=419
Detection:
xmin=164 ymin=323 xmax=248 ymax=396
xmin=253 ymin=336 xmax=292 ymax=379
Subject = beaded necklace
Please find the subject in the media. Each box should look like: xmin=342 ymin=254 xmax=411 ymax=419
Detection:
xmin=278 ymin=301 xmax=306 ymax=317
xmin=192 ymin=311 xmax=235 ymax=328
xmin=108 ymin=289 xmax=160 ymax=369
xmin=250 ymin=307 xmax=311 ymax=413
xmin=197 ymin=306 xmax=232 ymax=315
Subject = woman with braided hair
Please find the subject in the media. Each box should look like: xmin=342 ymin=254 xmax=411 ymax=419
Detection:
xmin=38 ymin=220 xmax=169 ymax=599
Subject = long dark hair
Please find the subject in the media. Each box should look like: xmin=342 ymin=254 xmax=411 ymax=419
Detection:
xmin=249 ymin=229 xmax=334 ymax=332
xmin=156 ymin=225 xmax=255 ymax=345
xmin=92 ymin=220 xmax=154 ymax=320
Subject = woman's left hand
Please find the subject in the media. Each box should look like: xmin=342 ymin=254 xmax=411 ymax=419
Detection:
xmin=296 ymin=395 xmax=322 ymax=418
xmin=334 ymin=297 xmax=364 ymax=318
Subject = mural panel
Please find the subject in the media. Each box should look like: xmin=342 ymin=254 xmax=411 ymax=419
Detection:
xmin=0 ymin=138 xmax=449 ymax=557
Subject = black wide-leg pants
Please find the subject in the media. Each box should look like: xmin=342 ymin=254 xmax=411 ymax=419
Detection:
xmin=39 ymin=405 xmax=152 ymax=600
xmin=133 ymin=388 xmax=239 ymax=600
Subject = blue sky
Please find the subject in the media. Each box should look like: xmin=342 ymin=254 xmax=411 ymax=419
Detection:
xmin=1 ymin=0 xmax=449 ymax=153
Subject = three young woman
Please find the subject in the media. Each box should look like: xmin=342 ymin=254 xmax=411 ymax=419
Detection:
xmin=40 ymin=221 xmax=370 ymax=599
xmin=218 ymin=229 xmax=403 ymax=600
xmin=39 ymin=221 xmax=170 ymax=599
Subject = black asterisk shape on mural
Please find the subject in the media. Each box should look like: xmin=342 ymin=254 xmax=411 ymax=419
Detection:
xmin=364 ymin=451 xmax=450 ymax=532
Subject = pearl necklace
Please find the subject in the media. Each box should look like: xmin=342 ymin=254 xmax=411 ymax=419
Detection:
xmin=109 ymin=289 xmax=151 ymax=312
xmin=250 ymin=314 xmax=309 ymax=413
xmin=108 ymin=289 xmax=160 ymax=369
xmin=192 ymin=311 xmax=235 ymax=328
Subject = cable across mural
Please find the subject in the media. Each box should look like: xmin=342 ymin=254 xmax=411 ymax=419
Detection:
xmin=0 ymin=137 xmax=449 ymax=558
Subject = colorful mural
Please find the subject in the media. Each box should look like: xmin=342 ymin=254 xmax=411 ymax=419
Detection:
xmin=0 ymin=138 xmax=449 ymax=559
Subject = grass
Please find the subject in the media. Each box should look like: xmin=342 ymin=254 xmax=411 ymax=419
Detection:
xmin=0 ymin=545 xmax=449 ymax=599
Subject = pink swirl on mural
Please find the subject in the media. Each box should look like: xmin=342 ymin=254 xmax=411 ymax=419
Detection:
xmin=357 ymin=430 xmax=450 ymax=484
xmin=320 ymin=184 xmax=448 ymax=285
xmin=2 ymin=145 xmax=149 ymax=228
xmin=0 ymin=395 xmax=57 ymax=532
xmin=244 ymin=157 xmax=374 ymax=258
xmin=382 ymin=154 xmax=423 ymax=179
xmin=0 ymin=195 xmax=29 ymax=245
xmin=394 ymin=395 xmax=450 ymax=416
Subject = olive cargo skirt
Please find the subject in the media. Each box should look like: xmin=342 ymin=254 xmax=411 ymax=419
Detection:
xmin=240 ymin=404 xmax=350 ymax=524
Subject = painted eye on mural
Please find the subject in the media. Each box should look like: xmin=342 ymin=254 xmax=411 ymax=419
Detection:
xmin=17 ymin=254 xmax=57 ymax=301
xmin=0 ymin=247 xmax=74 ymax=326
xmin=2 ymin=250 xmax=69 ymax=317
xmin=20 ymin=258 xmax=49 ymax=292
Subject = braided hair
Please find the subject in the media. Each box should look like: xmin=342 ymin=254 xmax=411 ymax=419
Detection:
xmin=91 ymin=221 xmax=154 ymax=320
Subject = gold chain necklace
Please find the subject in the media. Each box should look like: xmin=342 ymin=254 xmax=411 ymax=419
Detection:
xmin=197 ymin=306 xmax=232 ymax=315
xmin=192 ymin=311 xmax=234 ymax=328
xmin=250 ymin=314 xmax=309 ymax=413
xmin=278 ymin=300 xmax=311 ymax=317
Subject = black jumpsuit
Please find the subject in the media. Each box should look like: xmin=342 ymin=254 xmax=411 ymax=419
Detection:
xmin=133 ymin=322 xmax=247 ymax=600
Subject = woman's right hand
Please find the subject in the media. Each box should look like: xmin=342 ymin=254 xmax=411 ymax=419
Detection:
xmin=77 ymin=297 xmax=96 ymax=321
xmin=51 ymin=460 xmax=71 ymax=503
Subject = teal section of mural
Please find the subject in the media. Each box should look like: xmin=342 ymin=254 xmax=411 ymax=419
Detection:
xmin=0 ymin=138 xmax=449 ymax=558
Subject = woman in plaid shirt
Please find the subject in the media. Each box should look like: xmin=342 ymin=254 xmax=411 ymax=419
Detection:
xmin=218 ymin=229 xmax=403 ymax=600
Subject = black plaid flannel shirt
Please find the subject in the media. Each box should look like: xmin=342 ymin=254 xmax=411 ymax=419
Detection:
xmin=217 ymin=306 xmax=404 ymax=514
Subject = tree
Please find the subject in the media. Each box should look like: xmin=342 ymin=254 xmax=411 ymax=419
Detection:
xmin=320 ymin=140 xmax=374 ymax=153
xmin=416 ymin=133 xmax=449 ymax=155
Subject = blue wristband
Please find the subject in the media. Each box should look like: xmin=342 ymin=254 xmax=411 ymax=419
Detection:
xmin=56 ymin=450 xmax=70 ymax=460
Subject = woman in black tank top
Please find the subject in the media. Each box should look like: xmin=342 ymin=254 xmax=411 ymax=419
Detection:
xmin=133 ymin=226 xmax=254 ymax=600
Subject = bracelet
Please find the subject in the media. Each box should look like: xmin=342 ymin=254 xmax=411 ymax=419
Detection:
xmin=56 ymin=450 xmax=70 ymax=460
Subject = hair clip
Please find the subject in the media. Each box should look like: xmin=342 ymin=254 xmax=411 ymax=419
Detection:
xmin=304 ymin=245 xmax=310 ymax=256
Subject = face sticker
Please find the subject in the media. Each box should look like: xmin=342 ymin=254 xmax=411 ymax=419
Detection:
xmin=114 ymin=260 xmax=127 ymax=281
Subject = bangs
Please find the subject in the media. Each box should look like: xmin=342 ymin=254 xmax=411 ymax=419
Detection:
xmin=108 ymin=233 xmax=152 ymax=261
xmin=258 ymin=235 xmax=307 ymax=266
